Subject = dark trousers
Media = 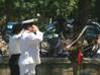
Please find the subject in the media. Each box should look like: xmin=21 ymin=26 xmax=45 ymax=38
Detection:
xmin=9 ymin=54 xmax=20 ymax=75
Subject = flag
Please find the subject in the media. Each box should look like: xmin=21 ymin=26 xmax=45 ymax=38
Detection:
xmin=77 ymin=49 xmax=83 ymax=64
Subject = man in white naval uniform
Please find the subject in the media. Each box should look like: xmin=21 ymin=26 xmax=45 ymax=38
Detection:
xmin=19 ymin=20 xmax=43 ymax=75
xmin=8 ymin=24 xmax=23 ymax=75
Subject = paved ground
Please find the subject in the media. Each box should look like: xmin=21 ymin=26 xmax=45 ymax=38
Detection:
xmin=0 ymin=65 xmax=10 ymax=75
xmin=0 ymin=57 xmax=99 ymax=75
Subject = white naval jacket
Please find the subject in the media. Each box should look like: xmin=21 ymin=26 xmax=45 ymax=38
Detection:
xmin=8 ymin=34 xmax=21 ymax=58
xmin=19 ymin=30 xmax=43 ymax=65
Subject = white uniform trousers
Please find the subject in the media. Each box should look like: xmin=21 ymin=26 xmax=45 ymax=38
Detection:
xmin=20 ymin=63 xmax=36 ymax=75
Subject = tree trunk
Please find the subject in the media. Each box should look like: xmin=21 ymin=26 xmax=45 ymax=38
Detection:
xmin=94 ymin=0 xmax=100 ymax=22
xmin=4 ymin=0 xmax=14 ymax=22
xmin=72 ymin=0 xmax=92 ymax=75
xmin=74 ymin=0 xmax=92 ymax=38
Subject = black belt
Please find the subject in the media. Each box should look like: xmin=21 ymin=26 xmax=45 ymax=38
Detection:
xmin=11 ymin=54 xmax=20 ymax=56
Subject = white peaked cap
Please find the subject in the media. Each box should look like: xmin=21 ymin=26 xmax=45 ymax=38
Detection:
xmin=22 ymin=19 xmax=38 ymax=24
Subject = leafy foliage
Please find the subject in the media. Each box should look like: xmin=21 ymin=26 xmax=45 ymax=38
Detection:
xmin=0 ymin=0 xmax=99 ymax=32
xmin=0 ymin=0 xmax=78 ymax=21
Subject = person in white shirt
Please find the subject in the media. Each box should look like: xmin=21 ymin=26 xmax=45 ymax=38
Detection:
xmin=19 ymin=22 xmax=43 ymax=75
xmin=91 ymin=34 xmax=100 ymax=58
xmin=96 ymin=34 xmax=100 ymax=58
xmin=8 ymin=24 xmax=23 ymax=75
